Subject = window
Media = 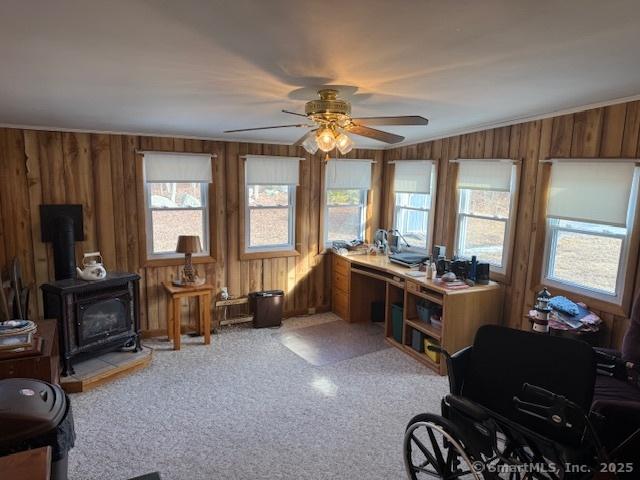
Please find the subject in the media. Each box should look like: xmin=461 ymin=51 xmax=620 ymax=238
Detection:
xmin=543 ymin=161 xmax=638 ymax=303
xmin=146 ymin=183 xmax=209 ymax=257
xmin=454 ymin=160 xmax=517 ymax=273
xmin=325 ymin=189 xmax=367 ymax=245
xmin=244 ymin=155 xmax=300 ymax=254
xmin=246 ymin=185 xmax=295 ymax=251
xmin=323 ymin=159 xmax=373 ymax=247
xmin=393 ymin=161 xmax=436 ymax=251
xmin=143 ymin=152 xmax=212 ymax=259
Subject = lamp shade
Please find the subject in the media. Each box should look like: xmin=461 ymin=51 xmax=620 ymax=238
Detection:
xmin=176 ymin=235 xmax=202 ymax=254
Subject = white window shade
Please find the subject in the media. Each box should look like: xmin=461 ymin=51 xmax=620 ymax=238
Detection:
xmin=143 ymin=152 xmax=212 ymax=183
xmin=394 ymin=161 xmax=433 ymax=193
xmin=245 ymin=155 xmax=301 ymax=185
xmin=457 ymin=160 xmax=512 ymax=191
xmin=547 ymin=161 xmax=635 ymax=227
xmin=326 ymin=159 xmax=372 ymax=189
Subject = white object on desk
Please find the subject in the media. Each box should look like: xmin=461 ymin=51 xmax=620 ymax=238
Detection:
xmin=406 ymin=271 xmax=426 ymax=278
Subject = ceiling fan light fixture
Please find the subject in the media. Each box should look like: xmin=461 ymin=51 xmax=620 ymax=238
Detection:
xmin=316 ymin=127 xmax=336 ymax=152
xmin=335 ymin=132 xmax=354 ymax=154
xmin=302 ymin=135 xmax=319 ymax=154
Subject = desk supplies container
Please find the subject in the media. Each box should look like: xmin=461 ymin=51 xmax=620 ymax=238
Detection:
xmin=424 ymin=338 xmax=441 ymax=363
xmin=411 ymin=329 xmax=425 ymax=352
xmin=416 ymin=301 xmax=431 ymax=323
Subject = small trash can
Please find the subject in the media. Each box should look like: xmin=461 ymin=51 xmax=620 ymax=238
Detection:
xmin=0 ymin=378 xmax=75 ymax=480
xmin=249 ymin=290 xmax=284 ymax=328
xmin=371 ymin=301 xmax=385 ymax=323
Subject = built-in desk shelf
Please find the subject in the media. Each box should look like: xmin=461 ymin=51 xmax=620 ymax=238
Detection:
xmin=331 ymin=252 xmax=504 ymax=375
xmin=405 ymin=318 xmax=442 ymax=341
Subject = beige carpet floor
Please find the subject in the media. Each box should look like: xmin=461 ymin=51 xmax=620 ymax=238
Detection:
xmin=67 ymin=313 xmax=448 ymax=480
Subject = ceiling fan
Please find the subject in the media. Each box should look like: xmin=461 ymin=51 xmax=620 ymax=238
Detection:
xmin=224 ymin=88 xmax=429 ymax=155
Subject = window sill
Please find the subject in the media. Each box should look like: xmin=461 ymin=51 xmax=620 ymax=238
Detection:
xmin=143 ymin=255 xmax=217 ymax=268
xmin=240 ymin=250 xmax=300 ymax=261
xmin=489 ymin=270 xmax=508 ymax=285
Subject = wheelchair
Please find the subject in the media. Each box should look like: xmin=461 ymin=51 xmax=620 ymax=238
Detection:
xmin=403 ymin=325 xmax=640 ymax=479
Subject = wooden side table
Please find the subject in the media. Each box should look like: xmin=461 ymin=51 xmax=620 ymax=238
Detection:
xmin=162 ymin=283 xmax=213 ymax=350
xmin=0 ymin=446 xmax=51 ymax=480
xmin=0 ymin=319 xmax=60 ymax=384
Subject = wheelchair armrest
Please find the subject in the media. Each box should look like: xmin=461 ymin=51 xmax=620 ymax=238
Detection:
xmin=446 ymin=394 xmax=490 ymax=422
xmin=595 ymin=348 xmax=639 ymax=383
xmin=514 ymin=383 xmax=588 ymax=431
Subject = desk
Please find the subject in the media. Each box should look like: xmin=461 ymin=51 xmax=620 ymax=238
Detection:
xmin=332 ymin=253 xmax=504 ymax=375
xmin=162 ymin=283 xmax=213 ymax=350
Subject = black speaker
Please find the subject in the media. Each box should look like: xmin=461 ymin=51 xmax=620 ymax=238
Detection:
xmin=476 ymin=263 xmax=490 ymax=285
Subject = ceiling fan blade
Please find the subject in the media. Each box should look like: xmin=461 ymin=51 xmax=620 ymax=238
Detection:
xmin=224 ymin=123 xmax=312 ymax=133
xmin=293 ymin=129 xmax=317 ymax=147
xmin=346 ymin=125 xmax=405 ymax=144
xmin=351 ymin=115 xmax=429 ymax=126
xmin=282 ymin=109 xmax=309 ymax=118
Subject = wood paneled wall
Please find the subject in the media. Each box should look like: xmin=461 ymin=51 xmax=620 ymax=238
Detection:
xmin=0 ymin=128 xmax=383 ymax=335
xmin=382 ymin=100 xmax=640 ymax=349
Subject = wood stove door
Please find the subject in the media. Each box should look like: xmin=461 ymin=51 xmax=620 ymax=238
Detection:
xmin=76 ymin=290 xmax=131 ymax=347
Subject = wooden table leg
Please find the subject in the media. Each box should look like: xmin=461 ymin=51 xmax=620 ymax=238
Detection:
xmin=173 ymin=297 xmax=181 ymax=350
xmin=203 ymin=292 xmax=211 ymax=345
xmin=166 ymin=295 xmax=173 ymax=341
xmin=198 ymin=294 xmax=204 ymax=336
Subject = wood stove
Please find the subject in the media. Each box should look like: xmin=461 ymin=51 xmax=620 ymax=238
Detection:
xmin=41 ymin=273 xmax=141 ymax=376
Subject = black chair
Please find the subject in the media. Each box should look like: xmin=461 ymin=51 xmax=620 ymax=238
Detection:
xmin=404 ymin=325 xmax=638 ymax=479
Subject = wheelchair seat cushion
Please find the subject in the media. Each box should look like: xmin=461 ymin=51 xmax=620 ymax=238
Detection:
xmin=593 ymin=374 xmax=640 ymax=404
xmin=461 ymin=325 xmax=596 ymax=444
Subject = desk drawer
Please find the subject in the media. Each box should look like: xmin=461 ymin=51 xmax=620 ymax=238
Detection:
xmin=333 ymin=270 xmax=350 ymax=292
xmin=332 ymin=290 xmax=349 ymax=320
xmin=333 ymin=255 xmax=350 ymax=276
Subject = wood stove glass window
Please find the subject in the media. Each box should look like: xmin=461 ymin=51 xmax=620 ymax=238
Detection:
xmin=79 ymin=296 xmax=129 ymax=345
xmin=143 ymin=152 xmax=212 ymax=259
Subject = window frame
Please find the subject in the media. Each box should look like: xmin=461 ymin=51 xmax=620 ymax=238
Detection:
xmin=323 ymin=188 xmax=368 ymax=248
xmin=453 ymin=163 xmax=519 ymax=276
xmin=144 ymin=181 xmax=211 ymax=261
xmin=392 ymin=164 xmax=437 ymax=252
xmin=541 ymin=166 xmax=640 ymax=306
xmin=244 ymin=184 xmax=297 ymax=254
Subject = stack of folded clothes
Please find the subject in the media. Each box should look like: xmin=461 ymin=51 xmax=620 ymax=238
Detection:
xmin=548 ymin=296 xmax=601 ymax=331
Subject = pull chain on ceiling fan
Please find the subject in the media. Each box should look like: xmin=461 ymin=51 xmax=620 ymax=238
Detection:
xmin=224 ymin=88 xmax=429 ymax=155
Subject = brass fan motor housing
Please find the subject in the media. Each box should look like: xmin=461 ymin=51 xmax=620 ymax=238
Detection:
xmin=305 ymin=89 xmax=351 ymax=123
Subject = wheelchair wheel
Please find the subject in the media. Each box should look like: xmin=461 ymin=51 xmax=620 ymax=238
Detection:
xmin=404 ymin=413 xmax=482 ymax=479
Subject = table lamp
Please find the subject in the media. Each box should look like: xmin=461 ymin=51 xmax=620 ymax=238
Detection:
xmin=172 ymin=235 xmax=205 ymax=287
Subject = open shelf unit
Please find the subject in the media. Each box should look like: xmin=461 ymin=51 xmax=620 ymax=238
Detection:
xmin=331 ymin=253 xmax=504 ymax=376
xmin=401 ymin=283 xmax=444 ymax=373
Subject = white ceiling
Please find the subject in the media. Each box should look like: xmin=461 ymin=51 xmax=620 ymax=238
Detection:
xmin=1 ymin=0 xmax=640 ymax=149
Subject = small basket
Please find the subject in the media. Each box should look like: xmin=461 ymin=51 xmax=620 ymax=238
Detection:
xmin=424 ymin=338 xmax=441 ymax=363
xmin=416 ymin=301 xmax=431 ymax=324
